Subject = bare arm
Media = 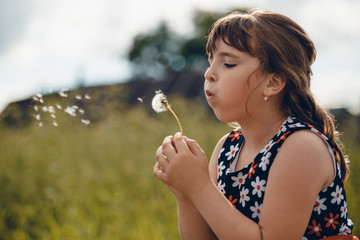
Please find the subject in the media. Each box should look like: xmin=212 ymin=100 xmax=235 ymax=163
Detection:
xmin=177 ymin=197 xmax=217 ymax=240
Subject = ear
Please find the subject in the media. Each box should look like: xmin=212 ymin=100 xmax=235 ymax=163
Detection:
xmin=263 ymin=73 xmax=285 ymax=97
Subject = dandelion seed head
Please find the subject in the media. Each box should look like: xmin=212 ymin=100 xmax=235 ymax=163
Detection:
xmin=152 ymin=90 xmax=169 ymax=113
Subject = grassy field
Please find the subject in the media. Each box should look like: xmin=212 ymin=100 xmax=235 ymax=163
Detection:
xmin=0 ymin=96 xmax=358 ymax=239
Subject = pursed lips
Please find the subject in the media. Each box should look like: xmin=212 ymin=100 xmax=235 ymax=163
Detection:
xmin=205 ymin=89 xmax=215 ymax=102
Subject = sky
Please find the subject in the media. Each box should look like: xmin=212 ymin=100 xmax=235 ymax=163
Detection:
xmin=0 ymin=0 xmax=360 ymax=114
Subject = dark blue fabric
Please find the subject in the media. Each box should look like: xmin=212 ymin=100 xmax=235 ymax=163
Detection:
xmin=217 ymin=116 xmax=353 ymax=238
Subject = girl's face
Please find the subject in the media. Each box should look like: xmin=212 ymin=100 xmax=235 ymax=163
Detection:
xmin=204 ymin=38 xmax=267 ymax=123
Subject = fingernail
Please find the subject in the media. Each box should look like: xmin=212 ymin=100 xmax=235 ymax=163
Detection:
xmin=174 ymin=132 xmax=181 ymax=138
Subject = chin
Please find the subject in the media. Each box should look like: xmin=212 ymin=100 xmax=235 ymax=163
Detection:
xmin=213 ymin=111 xmax=234 ymax=124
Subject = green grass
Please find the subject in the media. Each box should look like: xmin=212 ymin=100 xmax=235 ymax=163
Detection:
xmin=0 ymin=96 xmax=358 ymax=239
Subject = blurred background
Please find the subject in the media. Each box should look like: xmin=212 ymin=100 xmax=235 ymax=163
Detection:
xmin=0 ymin=0 xmax=359 ymax=239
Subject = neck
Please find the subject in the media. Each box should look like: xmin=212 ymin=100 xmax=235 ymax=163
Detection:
xmin=238 ymin=111 xmax=287 ymax=152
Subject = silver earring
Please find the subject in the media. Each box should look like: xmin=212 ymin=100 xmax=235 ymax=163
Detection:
xmin=264 ymin=96 xmax=270 ymax=101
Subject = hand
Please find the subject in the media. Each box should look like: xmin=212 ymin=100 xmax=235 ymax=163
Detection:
xmin=154 ymin=132 xmax=211 ymax=199
xmin=154 ymin=135 xmax=187 ymax=199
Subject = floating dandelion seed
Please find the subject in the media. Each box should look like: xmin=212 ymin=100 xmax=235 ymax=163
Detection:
xmin=81 ymin=119 xmax=90 ymax=125
xmin=31 ymin=89 xmax=91 ymax=127
xmin=75 ymin=94 xmax=82 ymax=100
xmin=64 ymin=106 xmax=77 ymax=116
xmin=152 ymin=90 xmax=183 ymax=135
xmin=58 ymin=88 xmax=68 ymax=97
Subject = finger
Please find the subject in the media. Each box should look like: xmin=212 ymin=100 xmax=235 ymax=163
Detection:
xmin=184 ymin=137 xmax=205 ymax=156
xmin=157 ymin=153 xmax=169 ymax=171
xmin=162 ymin=135 xmax=177 ymax=155
xmin=162 ymin=135 xmax=174 ymax=145
xmin=156 ymin=146 xmax=169 ymax=169
xmin=173 ymin=132 xmax=190 ymax=153
xmin=156 ymin=145 xmax=167 ymax=161
xmin=153 ymin=162 xmax=167 ymax=182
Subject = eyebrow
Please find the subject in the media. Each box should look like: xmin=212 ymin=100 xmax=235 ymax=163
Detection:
xmin=210 ymin=51 xmax=240 ymax=59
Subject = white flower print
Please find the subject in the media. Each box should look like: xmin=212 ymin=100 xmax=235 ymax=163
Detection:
xmin=225 ymin=144 xmax=239 ymax=160
xmin=250 ymin=201 xmax=262 ymax=219
xmin=276 ymin=124 xmax=287 ymax=137
xmin=217 ymin=180 xmax=226 ymax=194
xmin=259 ymin=152 xmax=271 ymax=171
xmin=217 ymin=161 xmax=226 ymax=178
xmin=337 ymin=163 xmax=342 ymax=179
xmin=251 ymin=176 xmax=266 ymax=198
xmin=340 ymin=201 xmax=348 ymax=219
xmin=286 ymin=116 xmax=295 ymax=123
xmin=218 ymin=148 xmax=225 ymax=158
xmin=309 ymin=127 xmax=329 ymax=141
xmin=288 ymin=122 xmax=305 ymax=128
xmin=239 ymin=188 xmax=250 ymax=207
xmin=339 ymin=223 xmax=352 ymax=235
xmin=231 ymin=172 xmax=248 ymax=189
xmin=313 ymin=196 xmax=327 ymax=215
xmin=260 ymin=140 xmax=275 ymax=154
xmin=331 ymin=185 xmax=344 ymax=205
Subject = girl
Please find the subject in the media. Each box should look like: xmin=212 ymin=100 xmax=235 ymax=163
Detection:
xmin=154 ymin=10 xmax=356 ymax=239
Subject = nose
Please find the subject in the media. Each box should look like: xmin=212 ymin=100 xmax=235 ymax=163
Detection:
xmin=204 ymin=65 xmax=216 ymax=82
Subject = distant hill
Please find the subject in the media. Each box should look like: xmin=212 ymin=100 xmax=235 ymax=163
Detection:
xmin=0 ymin=70 xmax=206 ymax=129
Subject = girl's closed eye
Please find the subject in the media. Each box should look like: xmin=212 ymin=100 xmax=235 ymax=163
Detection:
xmin=224 ymin=63 xmax=236 ymax=68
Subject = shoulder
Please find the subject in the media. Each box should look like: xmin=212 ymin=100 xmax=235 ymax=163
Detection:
xmin=275 ymin=129 xmax=335 ymax=190
xmin=258 ymin=130 xmax=336 ymax=237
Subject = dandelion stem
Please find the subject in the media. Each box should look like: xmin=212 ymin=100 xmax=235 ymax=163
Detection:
xmin=164 ymin=101 xmax=183 ymax=135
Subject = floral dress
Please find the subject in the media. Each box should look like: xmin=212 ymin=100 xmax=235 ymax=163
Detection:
xmin=217 ymin=116 xmax=354 ymax=239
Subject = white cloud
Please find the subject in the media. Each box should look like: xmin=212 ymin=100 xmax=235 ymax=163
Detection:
xmin=0 ymin=0 xmax=359 ymax=114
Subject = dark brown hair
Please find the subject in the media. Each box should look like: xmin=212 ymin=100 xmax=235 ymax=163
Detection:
xmin=206 ymin=10 xmax=350 ymax=180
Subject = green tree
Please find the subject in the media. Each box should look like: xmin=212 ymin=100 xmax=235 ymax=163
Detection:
xmin=126 ymin=9 xmax=248 ymax=79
